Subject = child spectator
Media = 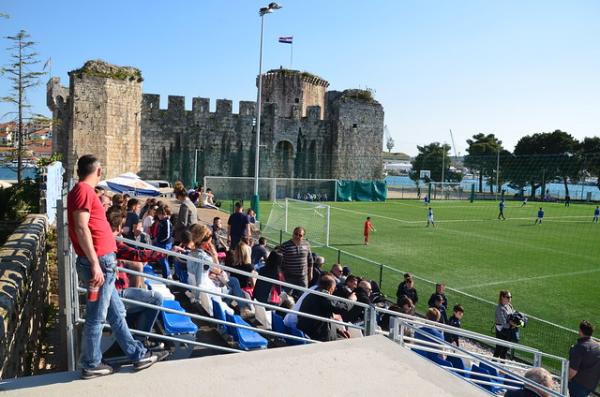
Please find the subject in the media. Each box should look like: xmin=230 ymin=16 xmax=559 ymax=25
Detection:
xmin=445 ymin=304 xmax=464 ymax=346
xmin=396 ymin=273 xmax=418 ymax=305
xmin=432 ymin=294 xmax=448 ymax=324
xmin=172 ymin=230 xmax=194 ymax=283
xmin=154 ymin=206 xmax=173 ymax=278
xmin=142 ymin=205 xmax=157 ymax=236
xmin=123 ymin=198 xmax=141 ymax=238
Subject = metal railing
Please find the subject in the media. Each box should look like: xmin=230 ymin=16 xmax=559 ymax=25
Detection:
xmin=384 ymin=313 xmax=569 ymax=396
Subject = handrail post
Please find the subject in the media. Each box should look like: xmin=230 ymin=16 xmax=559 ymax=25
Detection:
xmin=378 ymin=264 xmax=383 ymax=290
xmin=365 ymin=306 xmax=377 ymax=336
xmin=389 ymin=316 xmax=398 ymax=342
xmin=337 ymin=249 xmax=341 ymax=264
xmin=279 ymin=229 xmax=282 ymax=245
xmin=533 ymin=351 xmax=542 ymax=367
xmin=560 ymin=359 xmax=569 ymax=397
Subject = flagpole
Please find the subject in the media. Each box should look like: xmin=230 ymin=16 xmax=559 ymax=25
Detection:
xmin=290 ymin=41 xmax=293 ymax=68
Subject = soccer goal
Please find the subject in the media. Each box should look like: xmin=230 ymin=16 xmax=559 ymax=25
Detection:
xmin=203 ymin=176 xmax=338 ymax=202
xmin=264 ymin=198 xmax=331 ymax=247
xmin=429 ymin=182 xmax=465 ymax=200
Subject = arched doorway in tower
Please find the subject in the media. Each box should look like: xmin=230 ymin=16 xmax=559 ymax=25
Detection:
xmin=274 ymin=140 xmax=295 ymax=178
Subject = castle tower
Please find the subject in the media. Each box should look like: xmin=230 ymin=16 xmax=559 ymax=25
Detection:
xmin=259 ymin=69 xmax=329 ymax=120
xmin=48 ymin=60 xmax=143 ymax=179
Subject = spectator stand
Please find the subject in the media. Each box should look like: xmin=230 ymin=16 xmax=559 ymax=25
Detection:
xmin=63 ymin=235 xmax=569 ymax=395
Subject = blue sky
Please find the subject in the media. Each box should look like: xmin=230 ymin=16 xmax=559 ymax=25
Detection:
xmin=1 ymin=0 xmax=599 ymax=156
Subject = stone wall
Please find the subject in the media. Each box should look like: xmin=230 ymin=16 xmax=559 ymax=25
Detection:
xmin=48 ymin=61 xmax=385 ymax=187
xmin=0 ymin=215 xmax=49 ymax=379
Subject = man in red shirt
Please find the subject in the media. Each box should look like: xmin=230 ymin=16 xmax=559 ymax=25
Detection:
xmin=68 ymin=154 xmax=167 ymax=379
xmin=364 ymin=217 xmax=375 ymax=245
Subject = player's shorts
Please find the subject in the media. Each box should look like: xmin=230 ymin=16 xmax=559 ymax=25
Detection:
xmin=428 ymin=216 xmax=434 ymax=221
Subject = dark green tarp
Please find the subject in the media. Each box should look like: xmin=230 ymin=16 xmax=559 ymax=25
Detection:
xmin=336 ymin=180 xmax=387 ymax=202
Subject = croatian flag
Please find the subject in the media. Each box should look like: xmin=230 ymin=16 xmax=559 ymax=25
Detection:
xmin=279 ymin=36 xmax=293 ymax=44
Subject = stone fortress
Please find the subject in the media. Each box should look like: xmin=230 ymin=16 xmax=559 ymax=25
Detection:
xmin=47 ymin=60 xmax=385 ymax=184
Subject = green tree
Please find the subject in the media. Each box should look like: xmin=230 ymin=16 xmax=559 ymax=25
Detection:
xmin=410 ymin=142 xmax=451 ymax=183
xmin=1 ymin=30 xmax=47 ymax=183
xmin=580 ymin=137 xmax=600 ymax=190
xmin=507 ymin=130 xmax=579 ymax=198
xmin=464 ymin=133 xmax=503 ymax=193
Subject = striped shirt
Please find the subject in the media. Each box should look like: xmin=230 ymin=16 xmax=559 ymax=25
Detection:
xmin=279 ymin=239 xmax=313 ymax=287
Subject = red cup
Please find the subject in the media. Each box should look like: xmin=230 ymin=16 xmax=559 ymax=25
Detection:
xmin=88 ymin=284 xmax=99 ymax=302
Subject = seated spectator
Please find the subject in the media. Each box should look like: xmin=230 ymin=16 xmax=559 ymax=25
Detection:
xmin=231 ymin=237 xmax=254 ymax=288
xmin=172 ymin=230 xmax=193 ymax=283
xmin=379 ymin=297 xmax=415 ymax=334
xmin=414 ymin=308 xmax=445 ymax=360
xmin=330 ymin=263 xmax=344 ymax=285
xmin=246 ymin=208 xmax=256 ymax=224
xmin=154 ymin=206 xmax=173 ymax=279
xmin=505 ymin=367 xmax=554 ymax=397
xmin=139 ymin=198 xmax=157 ymax=219
xmin=428 ymin=283 xmax=448 ymax=310
xmin=309 ymin=256 xmax=325 ymax=288
xmin=254 ymin=251 xmax=283 ymax=304
xmin=431 ymin=294 xmax=448 ymax=324
xmin=342 ymin=266 xmax=351 ymax=282
xmin=334 ymin=275 xmax=358 ymax=299
xmin=200 ymin=188 xmax=218 ymax=210
xmin=342 ymin=280 xmax=372 ymax=324
xmin=211 ymin=217 xmax=228 ymax=253
xmin=444 ymin=304 xmax=464 ymax=346
xmin=297 ymin=274 xmax=351 ymax=341
xmin=142 ymin=205 xmax=157 ymax=236
xmin=189 ymin=186 xmax=201 ymax=206
xmin=186 ymin=224 xmax=219 ymax=302
xmin=251 ymin=237 xmax=268 ymax=266
xmin=106 ymin=207 xmax=166 ymax=347
xmin=396 ymin=273 xmax=418 ymax=305
xmin=131 ymin=221 xmax=151 ymax=245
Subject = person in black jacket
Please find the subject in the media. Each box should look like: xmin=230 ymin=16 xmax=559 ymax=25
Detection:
xmin=444 ymin=304 xmax=464 ymax=346
xmin=253 ymin=251 xmax=283 ymax=304
xmin=396 ymin=273 xmax=418 ymax=305
xmin=342 ymin=280 xmax=372 ymax=323
xmin=297 ymin=275 xmax=350 ymax=341
xmin=427 ymin=283 xmax=448 ymax=309
xmin=505 ymin=367 xmax=553 ymax=397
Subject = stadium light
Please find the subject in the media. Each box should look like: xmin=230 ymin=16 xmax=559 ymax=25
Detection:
xmin=253 ymin=2 xmax=282 ymax=221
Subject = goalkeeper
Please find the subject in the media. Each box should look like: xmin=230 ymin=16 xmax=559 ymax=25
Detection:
xmin=364 ymin=217 xmax=375 ymax=245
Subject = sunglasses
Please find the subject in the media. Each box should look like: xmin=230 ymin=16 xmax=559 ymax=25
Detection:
xmin=294 ymin=233 xmax=304 ymax=237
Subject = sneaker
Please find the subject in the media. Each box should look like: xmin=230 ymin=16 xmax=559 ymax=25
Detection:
xmin=81 ymin=363 xmax=114 ymax=379
xmin=133 ymin=350 xmax=169 ymax=371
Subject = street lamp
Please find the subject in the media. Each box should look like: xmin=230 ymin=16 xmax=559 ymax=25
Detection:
xmin=252 ymin=2 xmax=282 ymax=221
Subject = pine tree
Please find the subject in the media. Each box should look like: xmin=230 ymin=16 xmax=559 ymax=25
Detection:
xmin=1 ymin=30 xmax=47 ymax=183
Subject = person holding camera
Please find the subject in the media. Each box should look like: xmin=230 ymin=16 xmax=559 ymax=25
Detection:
xmin=493 ymin=290 xmax=517 ymax=359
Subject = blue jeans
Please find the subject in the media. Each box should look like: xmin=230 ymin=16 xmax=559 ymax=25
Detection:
xmin=154 ymin=241 xmax=173 ymax=278
xmin=225 ymin=276 xmax=249 ymax=309
xmin=76 ymin=253 xmax=147 ymax=369
xmin=568 ymin=381 xmax=592 ymax=397
xmin=122 ymin=288 xmax=164 ymax=338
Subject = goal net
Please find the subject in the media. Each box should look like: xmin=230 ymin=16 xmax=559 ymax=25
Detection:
xmin=264 ymin=198 xmax=331 ymax=247
xmin=203 ymin=176 xmax=337 ymax=206
xmin=429 ymin=182 xmax=465 ymax=200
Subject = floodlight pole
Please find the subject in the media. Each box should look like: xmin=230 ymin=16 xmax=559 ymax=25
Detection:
xmin=496 ymin=146 xmax=500 ymax=200
xmin=253 ymin=3 xmax=281 ymax=221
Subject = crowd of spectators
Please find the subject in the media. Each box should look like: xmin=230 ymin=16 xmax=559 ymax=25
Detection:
xmin=87 ymin=170 xmax=600 ymax=394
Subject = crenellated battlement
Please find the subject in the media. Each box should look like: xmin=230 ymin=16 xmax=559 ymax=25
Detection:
xmin=141 ymin=94 xmax=258 ymax=118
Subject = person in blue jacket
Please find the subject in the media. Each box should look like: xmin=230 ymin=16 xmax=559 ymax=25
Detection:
xmin=535 ymin=207 xmax=544 ymax=225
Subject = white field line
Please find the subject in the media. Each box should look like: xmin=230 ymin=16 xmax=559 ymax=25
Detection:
xmin=330 ymin=205 xmax=591 ymax=224
xmin=460 ymin=268 xmax=600 ymax=290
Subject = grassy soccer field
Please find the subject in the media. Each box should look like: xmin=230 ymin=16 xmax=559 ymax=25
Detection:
xmin=261 ymin=198 xmax=600 ymax=362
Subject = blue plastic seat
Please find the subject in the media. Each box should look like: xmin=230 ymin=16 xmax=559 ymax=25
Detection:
xmin=479 ymin=361 xmax=504 ymax=392
xmin=211 ymin=298 xmax=230 ymax=335
xmin=271 ymin=312 xmax=309 ymax=345
xmin=143 ymin=264 xmax=157 ymax=275
xmin=446 ymin=356 xmax=466 ymax=375
xmin=471 ymin=365 xmax=493 ymax=391
xmin=225 ymin=312 xmax=268 ymax=350
xmin=161 ymin=300 xmax=198 ymax=334
xmin=431 ymin=355 xmax=454 ymax=369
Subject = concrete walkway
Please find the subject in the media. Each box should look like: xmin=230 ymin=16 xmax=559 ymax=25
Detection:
xmin=0 ymin=336 xmax=490 ymax=397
